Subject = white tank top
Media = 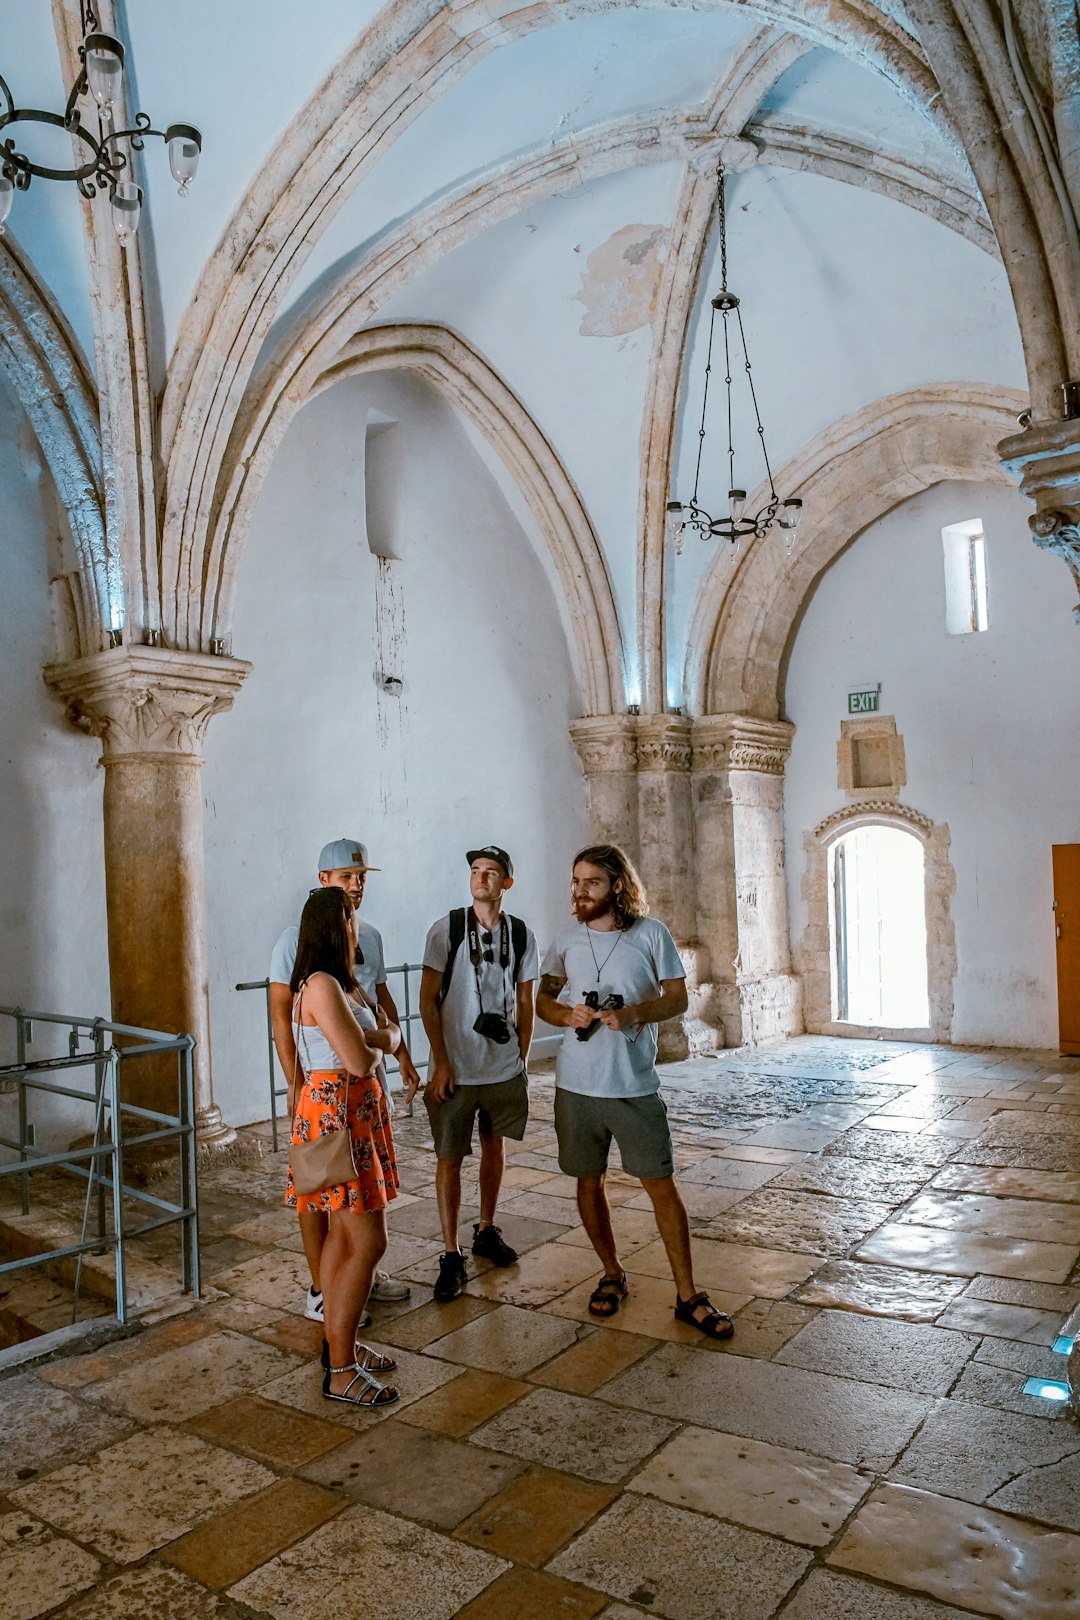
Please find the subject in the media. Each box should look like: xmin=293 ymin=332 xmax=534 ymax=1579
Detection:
xmin=292 ymin=983 xmax=377 ymax=1075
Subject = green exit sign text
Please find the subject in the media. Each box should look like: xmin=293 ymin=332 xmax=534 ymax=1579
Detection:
xmin=848 ymin=688 xmax=880 ymax=714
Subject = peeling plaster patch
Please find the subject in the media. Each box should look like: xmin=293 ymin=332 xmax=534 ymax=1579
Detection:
xmin=575 ymin=224 xmax=667 ymax=337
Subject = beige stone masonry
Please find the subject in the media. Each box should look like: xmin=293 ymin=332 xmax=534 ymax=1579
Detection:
xmin=999 ymin=418 xmax=1080 ymax=619
xmin=837 ymin=715 xmax=907 ymax=801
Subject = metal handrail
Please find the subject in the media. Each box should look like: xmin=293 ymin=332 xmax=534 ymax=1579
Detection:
xmin=236 ymin=963 xmax=429 ymax=1151
xmin=0 ymin=1003 xmax=200 ymax=1327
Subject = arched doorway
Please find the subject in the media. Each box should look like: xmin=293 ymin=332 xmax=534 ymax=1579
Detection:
xmin=830 ymin=824 xmax=930 ymax=1029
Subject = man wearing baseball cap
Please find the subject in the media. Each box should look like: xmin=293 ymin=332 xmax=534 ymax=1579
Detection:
xmin=419 ymin=846 xmax=538 ymax=1301
xmin=270 ymin=838 xmax=421 ymax=1322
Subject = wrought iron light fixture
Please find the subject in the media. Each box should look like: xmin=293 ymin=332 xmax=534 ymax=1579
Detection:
xmin=0 ymin=3 xmax=201 ymax=244
xmin=667 ymin=159 xmax=801 ymax=557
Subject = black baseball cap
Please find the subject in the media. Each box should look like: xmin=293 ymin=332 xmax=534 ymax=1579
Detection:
xmin=466 ymin=845 xmax=513 ymax=878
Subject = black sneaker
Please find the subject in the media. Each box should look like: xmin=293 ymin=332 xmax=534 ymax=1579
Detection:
xmin=434 ymin=1250 xmax=467 ymax=1302
xmin=472 ymin=1223 xmax=518 ymax=1267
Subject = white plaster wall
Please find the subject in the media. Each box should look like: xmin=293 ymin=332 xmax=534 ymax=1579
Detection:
xmin=202 ymin=371 xmax=587 ymax=1127
xmin=0 ymin=381 xmax=110 ymax=1147
xmin=784 ymin=478 xmax=1080 ymax=1048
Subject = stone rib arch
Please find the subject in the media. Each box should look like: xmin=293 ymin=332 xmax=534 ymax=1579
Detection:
xmin=215 ymin=323 xmax=624 ymax=715
xmin=686 ymin=382 xmax=1027 ymax=720
xmin=158 ymin=0 xmax=947 ymax=647
xmin=0 ymin=236 xmax=108 ymax=653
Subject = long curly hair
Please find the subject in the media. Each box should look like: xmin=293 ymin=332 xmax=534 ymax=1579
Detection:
xmin=573 ymin=844 xmax=649 ymax=930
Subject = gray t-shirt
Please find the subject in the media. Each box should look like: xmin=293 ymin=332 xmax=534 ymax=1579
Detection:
xmin=540 ymin=916 xmax=685 ymax=1098
xmin=423 ymin=911 xmax=539 ymax=1086
xmin=270 ymin=916 xmax=385 ymax=1001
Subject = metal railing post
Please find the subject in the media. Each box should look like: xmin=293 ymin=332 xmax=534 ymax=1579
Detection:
xmin=16 ymin=1010 xmax=30 ymax=1215
xmin=106 ymin=1051 xmax=126 ymax=1325
xmin=180 ymin=1039 xmax=199 ymax=1298
xmin=92 ymin=1021 xmax=108 ymax=1251
xmin=264 ymin=981 xmax=280 ymax=1152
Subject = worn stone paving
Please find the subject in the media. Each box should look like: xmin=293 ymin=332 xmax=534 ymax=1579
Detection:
xmin=4 ymin=1036 xmax=1080 ymax=1620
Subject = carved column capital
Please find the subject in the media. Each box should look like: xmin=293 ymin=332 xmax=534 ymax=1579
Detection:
xmin=999 ymin=419 xmax=1080 ymax=620
xmin=44 ymin=647 xmax=252 ymax=761
xmin=635 ymin=714 xmax=693 ymax=773
xmin=569 ymin=714 xmax=639 ymax=775
xmin=692 ymin=714 xmax=795 ymax=775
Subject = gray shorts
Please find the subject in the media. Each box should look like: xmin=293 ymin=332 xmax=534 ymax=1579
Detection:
xmin=424 ymin=1073 xmax=529 ymax=1162
xmin=554 ymin=1088 xmax=674 ymax=1181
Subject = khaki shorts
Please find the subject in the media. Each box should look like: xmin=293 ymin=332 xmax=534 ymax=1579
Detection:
xmin=424 ymin=1073 xmax=529 ymax=1161
xmin=554 ymin=1088 xmax=674 ymax=1180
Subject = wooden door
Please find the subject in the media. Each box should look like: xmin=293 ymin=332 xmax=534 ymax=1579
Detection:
xmin=1053 ymin=845 xmax=1080 ymax=1055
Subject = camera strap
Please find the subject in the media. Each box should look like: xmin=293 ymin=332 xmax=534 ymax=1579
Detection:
xmin=467 ymin=907 xmax=510 ymax=1022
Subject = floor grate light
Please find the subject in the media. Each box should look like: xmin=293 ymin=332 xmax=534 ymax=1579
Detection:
xmin=1022 ymin=1376 xmax=1070 ymax=1402
xmin=1052 ymin=1336 xmax=1075 ymax=1356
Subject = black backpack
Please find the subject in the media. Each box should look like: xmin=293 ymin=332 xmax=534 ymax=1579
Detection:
xmin=438 ymin=907 xmax=527 ymax=1004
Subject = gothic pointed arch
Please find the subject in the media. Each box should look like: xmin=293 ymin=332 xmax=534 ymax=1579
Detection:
xmin=686 ymin=382 xmax=1027 ymax=719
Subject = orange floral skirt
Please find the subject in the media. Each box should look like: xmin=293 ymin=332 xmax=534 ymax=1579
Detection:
xmin=285 ymin=1070 xmax=399 ymax=1215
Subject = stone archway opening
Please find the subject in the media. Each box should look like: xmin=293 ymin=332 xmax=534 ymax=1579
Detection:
xmin=830 ymin=823 xmax=929 ymax=1029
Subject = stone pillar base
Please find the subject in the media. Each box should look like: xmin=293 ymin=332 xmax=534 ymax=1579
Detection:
xmin=195 ymin=1104 xmax=238 ymax=1154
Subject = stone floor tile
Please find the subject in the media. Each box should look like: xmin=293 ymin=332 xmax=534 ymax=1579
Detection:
xmin=824 ymin=1128 xmax=960 ymax=1167
xmin=554 ymin=1206 xmax=666 ymax=1247
xmin=228 ymin=1207 xmax=304 ymax=1244
xmin=10 ymin=1427 xmax=274 ymax=1562
xmin=56 ymin=1562 xmax=257 ymax=1618
xmin=0 ymin=1373 xmax=133 ymax=1491
xmin=251 ymin=1312 xmax=325 ymax=1356
xmin=454 ymin=1464 xmax=615 ymax=1566
xmin=209 ymin=1249 xmax=312 ymax=1312
xmin=37 ymin=1315 xmax=216 ymax=1390
xmin=194 ymin=1296 xmax=281 ymax=1333
xmin=547 ymin=1493 xmax=811 ymax=1620
xmin=502 ymin=1165 xmax=564 ymax=1190
xmin=776 ymin=1310 xmax=978 ymax=1394
xmin=629 ymin=1424 xmax=869 ymax=1545
xmin=601 ymin=1344 xmax=931 ymax=1470
xmin=471 ymin=1386 xmax=676 ymax=1483
xmin=666 ymin=1182 xmax=754 ymax=1223
xmin=491 ymin=1191 xmax=580 ymax=1226
xmin=932 ymin=1164 xmax=1080 ymax=1202
xmin=260 ymin=1342 xmax=460 ymax=1427
xmin=857 ymin=1222 xmax=1078 ymax=1283
xmin=679 ymin=1156 xmax=783 ymax=1190
xmin=529 ymin=1328 xmax=656 ymax=1393
xmin=962 ymin=1274 xmax=1080 ymax=1312
xmin=428 ymin=1302 xmax=581 ymax=1377
xmin=0 ymin=1511 xmax=101 ymax=1620
xmin=936 ymin=1297 xmax=1065 ymax=1342
xmin=229 ymin=1503 xmax=508 ymax=1619
xmin=396 ymin=1367 xmax=531 ymax=1438
xmin=792 ymin=1259 xmax=967 ymax=1322
xmin=771 ymin=1156 xmax=930 ymax=1205
xmin=713 ymin=1143 xmax=810 ymax=1164
xmin=990 ymin=1452 xmax=1080 ymax=1533
xmin=899 ymin=1191 xmax=1080 ymax=1246
xmin=381 ymin=1229 xmax=446 ymax=1277
xmin=889 ymin=1400 xmax=1080 ymax=1501
xmin=720 ymin=1298 xmax=818 ymax=1358
xmin=922 ymin=1120 xmax=990 ymax=1140
xmin=949 ymin=1360 xmax=1075 ymax=1417
xmin=162 ymin=1476 xmax=345 ymax=1588
xmin=624 ymin=1235 xmax=816 ymax=1298
xmin=829 ymin=1482 xmax=1080 ymax=1620
xmin=184 ymin=1392 xmax=352 ymax=1467
xmin=79 ymin=1330 xmax=300 ymax=1424
xmin=380 ymin=1294 xmax=497 ymax=1351
xmin=862 ymin=1115 xmax=936 ymax=1133
xmin=546 ymin=1269 xmax=750 ymax=1342
xmin=299 ymin=1418 xmax=528 ymax=1529
xmin=780 ymin=1568 xmax=993 ymax=1620
xmin=384 ymin=1194 xmax=452 ymax=1237
xmin=702 ymin=1188 xmax=893 ymax=1255
xmin=455 ymin=1567 xmax=608 ymax=1619
xmin=464 ymin=1241 xmax=602 ymax=1307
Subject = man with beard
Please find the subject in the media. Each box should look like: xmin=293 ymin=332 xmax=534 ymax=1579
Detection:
xmin=536 ymin=843 xmax=734 ymax=1339
xmin=270 ymin=838 xmax=422 ymax=1322
xmin=420 ymin=846 xmax=538 ymax=1302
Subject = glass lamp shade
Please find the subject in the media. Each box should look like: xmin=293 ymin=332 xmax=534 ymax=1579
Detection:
xmin=0 ymin=175 xmax=13 ymax=235
xmin=781 ymin=497 xmax=803 ymax=529
xmin=111 ymin=181 xmax=142 ymax=242
xmin=84 ymin=33 xmax=125 ymax=111
xmin=166 ymin=124 xmax=202 ymax=195
xmin=728 ymin=489 xmax=747 ymax=526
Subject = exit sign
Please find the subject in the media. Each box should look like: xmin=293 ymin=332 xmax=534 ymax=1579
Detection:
xmin=848 ymin=687 xmax=880 ymax=714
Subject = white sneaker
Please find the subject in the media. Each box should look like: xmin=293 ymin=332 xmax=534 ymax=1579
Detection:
xmin=369 ymin=1270 xmax=410 ymax=1302
xmin=304 ymin=1287 xmax=324 ymax=1322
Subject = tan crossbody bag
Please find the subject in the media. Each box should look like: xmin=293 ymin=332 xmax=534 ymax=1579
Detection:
xmin=288 ymin=980 xmax=359 ymax=1197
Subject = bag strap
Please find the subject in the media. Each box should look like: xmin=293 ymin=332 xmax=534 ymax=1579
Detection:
xmin=509 ymin=914 xmax=527 ymax=982
xmin=437 ymin=907 xmax=467 ymax=1006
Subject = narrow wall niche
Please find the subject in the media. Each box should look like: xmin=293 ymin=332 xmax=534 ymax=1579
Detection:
xmin=365 ymin=413 xmax=409 ymax=818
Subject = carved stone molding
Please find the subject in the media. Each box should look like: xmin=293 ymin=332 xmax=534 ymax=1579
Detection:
xmin=691 ymin=715 xmax=795 ymax=775
xmin=570 ymin=714 xmax=639 ymax=776
xmin=813 ymin=801 xmax=935 ymax=839
xmin=44 ymin=647 xmax=252 ymax=761
xmin=999 ymin=419 xmax=1080 ymax=620
xmin=636 ymin=714 xmax=693 ymax=773
xmin=837 ymin=715 xmax=907 ymax=801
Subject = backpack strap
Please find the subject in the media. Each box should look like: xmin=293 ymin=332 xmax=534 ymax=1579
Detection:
xmin=509 ymin=914 xmax=527 ymax=982
xmin=437 ymin=907 xmax=468 ymax=1006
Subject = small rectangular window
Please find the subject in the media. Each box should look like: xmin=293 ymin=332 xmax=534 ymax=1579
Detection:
xmin=942 ymin=518 xmax=989 ymax=635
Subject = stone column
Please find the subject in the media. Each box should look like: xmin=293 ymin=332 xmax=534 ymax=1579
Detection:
xmin=569 ymin=715 xmax=640 ymax=853
xmin=635 ymin=716 xmax=697 ymax=1060
xmin=999 ymin=419 xmax=1080 ymax=622
xmin=692 ymin=715 xmax=801 ymax=1046
xmin=45 ymin=647 xmax=251 ymax=1149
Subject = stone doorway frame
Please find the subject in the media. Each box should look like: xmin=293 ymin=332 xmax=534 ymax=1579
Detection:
xmin=797 ymin=802 xmax=956 ymax=1043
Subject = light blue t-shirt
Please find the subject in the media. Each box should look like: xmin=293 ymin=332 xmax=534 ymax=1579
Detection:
xmin=540 ymin=916 xmax=685 ymax=1098
xmin=270 ymin=916 xmax=385 ymax=1000
xmin=423 ymin=911 xmax=539 ymax=1086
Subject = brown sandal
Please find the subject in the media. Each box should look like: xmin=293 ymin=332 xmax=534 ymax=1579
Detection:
xmin=674 ymin=1291 xmax=734 ymax=1340
xmin=588 ymin=1273 xmax=628 ymax=1317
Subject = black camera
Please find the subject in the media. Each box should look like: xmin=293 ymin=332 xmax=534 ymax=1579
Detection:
xmin=474 ymin=1011 xmax=513 ymax=1045
xmin=576 ymin=991 xmax=624 ymax=1041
